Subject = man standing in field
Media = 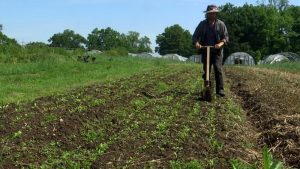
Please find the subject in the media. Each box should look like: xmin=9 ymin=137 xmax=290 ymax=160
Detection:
xmin=192 ymin=4 xmax=229 ymax=97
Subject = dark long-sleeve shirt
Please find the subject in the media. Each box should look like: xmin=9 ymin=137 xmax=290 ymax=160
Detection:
xmin=192 ymin=19 xmax=229 ymax=46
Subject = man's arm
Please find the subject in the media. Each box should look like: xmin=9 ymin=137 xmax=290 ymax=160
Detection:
xmin=192 ymin=22 xmax=203 ymax=46
xmin=215 ymin=22 xmax=229 ymax=49
xmin=221 ymin=22 xmax=229 ymax=45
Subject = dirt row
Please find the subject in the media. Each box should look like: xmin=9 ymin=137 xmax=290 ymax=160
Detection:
xmin=1 ymin=67 xmax=188 ymax=168
xmin=1 ymin=65 xmax=256 ymax=168
xmin=0 ymin=64 xmax=278 ymax=168
xmin=224 ymin=66 xmax=300 ymax=168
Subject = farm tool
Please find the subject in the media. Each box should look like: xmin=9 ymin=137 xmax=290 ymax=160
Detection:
xmin=202 ymin=46 xmax=214 ymax=102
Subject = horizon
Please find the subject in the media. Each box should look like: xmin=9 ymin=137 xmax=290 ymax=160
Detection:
xmin=1 ymin=0 xmax=300 ymax=51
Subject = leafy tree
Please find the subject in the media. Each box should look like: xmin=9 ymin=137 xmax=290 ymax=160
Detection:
xmin=48 ymin=29 xmax=87 ymax=49
xmin=156 ymin=24 xmax=193 ymax=57
xmin=87 ymin=28 xmax=152 ymax=53
xmin=126 ymin=31 xmax=152 ymax=53
xmin=284 ymin=6 xmax=300 ymax=54
xmin=126 ymin=31 xmax=140 ymax=53
xmin=0 ymin=31 xmax=18 ymax=45
xmin=265 ymin=0 xmax=289 ymax=11
xmin=138 ymin=36 xmax=152 ymax=53
xmin=87 ymin=27 xmax=122 ymax=51
xmin=25 ymin=42 xmax=48 ymax=48
xmin=218 ymin=3 xmax=294 ymax=62
xmin=0 ymin=24 xmax=2 ymax=32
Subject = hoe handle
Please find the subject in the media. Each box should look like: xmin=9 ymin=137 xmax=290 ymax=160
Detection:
xmin=201 ymin=46 xmax=214 ymax=81
xmin=206 ymin=47 xmax=210 ymax=81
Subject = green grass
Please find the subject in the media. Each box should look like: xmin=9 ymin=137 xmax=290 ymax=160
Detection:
xmin=257 ymin=62 xmax=300 ymax=73
xmin=0 ymin=55 xmax=182 ymax=104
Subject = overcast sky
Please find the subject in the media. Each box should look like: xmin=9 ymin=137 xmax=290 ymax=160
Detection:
xmin=1 ymin=0 xmax=300 ymax=49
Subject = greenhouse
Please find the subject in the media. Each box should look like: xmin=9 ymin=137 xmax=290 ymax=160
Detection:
xmin=188 ymin=55 xmax=202 ymax=63
xmin=162 ymin=54 xmax=187 ymax=61
xmin=224 ymin=52 xmax=255 ymax=65
xmin=129 ymin=52 xmax=162 ymax=58
xmin=261 ymin=52 xmax=300 ymax=64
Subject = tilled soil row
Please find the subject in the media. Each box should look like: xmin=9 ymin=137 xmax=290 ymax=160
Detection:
xmin=224 ymin=66 xmax=300 ymax=168
xmin=0 ymin=67 xmax=189 ymax=168
xmin=91 ymin=67 xmax=258 ymax=169
xmin=0 ymin=65 xmax=259 ymax=168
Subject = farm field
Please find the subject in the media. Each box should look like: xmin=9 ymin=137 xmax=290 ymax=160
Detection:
xmin=225 ymin=66 xmax=300 ymax=168
xmin=0 ymin=59 xmax=299 ymax=168
xmin=0 ymin=56 xmax=174 ymax=104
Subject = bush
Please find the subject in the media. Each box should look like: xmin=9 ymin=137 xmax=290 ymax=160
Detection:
xmin=0 ymin=43 xmax=85 ymax=63
xmin=101 ymin=47 xmax=128 ymax=56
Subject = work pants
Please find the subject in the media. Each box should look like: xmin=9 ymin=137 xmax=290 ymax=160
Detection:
xmin=201 ymin=49 xmax=224 ymax=93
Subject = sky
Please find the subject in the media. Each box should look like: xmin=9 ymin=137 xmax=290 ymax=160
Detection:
xmin=1 ymin=0 xmax=300 ymax=50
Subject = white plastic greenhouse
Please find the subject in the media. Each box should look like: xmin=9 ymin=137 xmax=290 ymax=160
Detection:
xmin=224 ymin=52 xmax=255 ymax=65
xmin=162 ymin=54 xmax=187 ymax=61
xmin=261 ymin=52 xmax=300 ymax=64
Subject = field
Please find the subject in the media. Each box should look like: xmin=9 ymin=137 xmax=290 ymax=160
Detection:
xmin=0 ymin=56 xmax=299 ymax=168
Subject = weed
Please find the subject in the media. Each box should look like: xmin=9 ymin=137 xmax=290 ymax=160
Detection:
xmin=191 ymin=103 xmax=201 ymax=116
xmin=71 ymin=105 xmax=88 ymax=113
xmin=83 ymin=130 xmax=100 ymax=143
xmin=207 ymin=158 xmax=218 ymax=168
xmin=12 ymin=130 xmax=22 ymax=139
xmin=262 ymin=147 xmax=283 ymax=169
xmin=157 ymin=81 xmax=169 ymax=93
xmin=166 ymin=95 xmax=174 ymax=102
xmin=230 ymin=148 xmax=284 ymax=169
xmin=225 ymin=99 xmax=242 ymax=122
xmin=91 ymin=98 xmax=105 ymax=107
xmin=97 ymin=143 xmax=109 ymax=155
xmin=230 ymin=159 xmax=257 ymax=169
xmin=41 ymin=113 xmax=58 ymax=126
xmin=156 ymin=121 xmax=168 ymax=133
xmin=131 ymin=99 xmax=146 ymax=110
xmin=170 ymin=160 xmax=204 ymax=169
xmin=178 ymin=125 xmax=190 ymax=140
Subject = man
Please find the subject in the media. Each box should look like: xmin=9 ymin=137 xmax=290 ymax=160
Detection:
xmin=192 ymin=4 xmax=229 ymax=97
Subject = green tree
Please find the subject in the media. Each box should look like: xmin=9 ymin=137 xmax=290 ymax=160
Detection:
xmin=284 ymin=6 xmax=300 ymax=54
xmin=138 ymin=36 xmax=152 ymax=53
xmin=156 ymin=24 xmax=193 ymax=57
xmin=48 ymin=29 xmax=86 ymax=49
xmin=25 ymin=42 xmax=48 ymax=48
xmin=266 ymin=0 xmax=289 ymax=11
xmin=126 ymin=31 xmax=140 ymax=53
xmin=0 ymin=31 xmax=18 ymax=45
xmin=218 ymin=3 xmax=293 ymax=62
xmin=87 ymin=28 xmax=152 ymax=53
xmin=87 ymin=27 xmax=122 ymax=51
xmin=126 ymin=31 xmax=152 ymax=53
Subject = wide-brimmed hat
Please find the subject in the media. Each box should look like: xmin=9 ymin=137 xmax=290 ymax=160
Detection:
xmin=204 ymin=5 xmax=219 ymax=13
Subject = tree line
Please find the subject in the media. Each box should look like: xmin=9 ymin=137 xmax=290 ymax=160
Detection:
xmin=0 ymin=27 xmax=152 ymax=54
xmin=218 ymin=1 xmax=300 ymax=62
xmin=48 ymin=28 xmax=152 ymax=53
xmin=155 ymin=1 xmax=300 ymax=62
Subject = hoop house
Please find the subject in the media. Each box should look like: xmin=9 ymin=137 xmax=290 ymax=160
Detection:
xmin=225 ymin=52 xmax=255 ymax=65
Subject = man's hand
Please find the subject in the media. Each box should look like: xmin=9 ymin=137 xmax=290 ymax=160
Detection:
xmin=215 ymin=41 xmax=224 ymax=49
xmin=195 ymin=42 xmax=202 ymax=49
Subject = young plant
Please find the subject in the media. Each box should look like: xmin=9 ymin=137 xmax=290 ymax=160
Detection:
xmin=262 ymin=147 xmax=283 ymax=169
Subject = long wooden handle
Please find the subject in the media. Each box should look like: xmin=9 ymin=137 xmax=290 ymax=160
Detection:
xmin=206 ymin=47 xmax=210 ymax=81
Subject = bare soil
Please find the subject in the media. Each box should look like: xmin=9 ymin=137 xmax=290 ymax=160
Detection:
xmin=225 ymin=66 xmax=300 ymax=168
xmin=2 ymin=65 xmax=298 ymax=168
